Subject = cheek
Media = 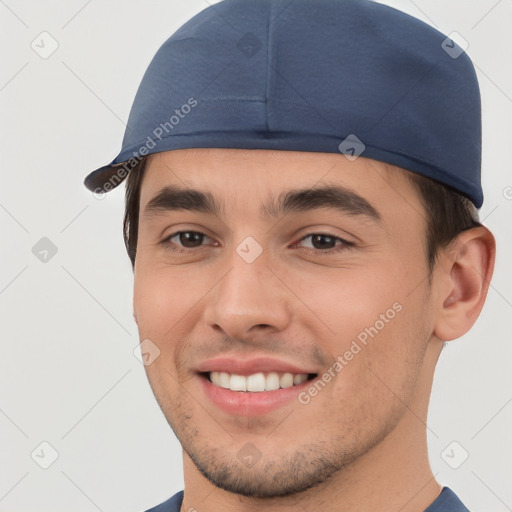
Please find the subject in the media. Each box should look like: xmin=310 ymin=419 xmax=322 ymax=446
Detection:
xmin=133 ymin=260 xmax=204 ymax=382
xmin=313 ymin=305 xmax=429 ymax=443
xmin=133 ymin=264 xmax=194 ymax=406
xmin=292 ymin=253 xmax=430 ymax=399
xmin=344 ymin=290 xmax=431 ymax=415
xmin=287 ymin=260 xmax=407 ymax=341
xmin=133 ymin=260 xmax=190 ymax=336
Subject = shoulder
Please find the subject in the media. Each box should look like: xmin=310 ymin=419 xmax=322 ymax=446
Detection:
xmin=141 ymin=490 xmax=184 ymax=512
xmin=139 ymin=487 xmax=468 ymax=512
xmin=424 ymin=487 xmax=470 ymax=512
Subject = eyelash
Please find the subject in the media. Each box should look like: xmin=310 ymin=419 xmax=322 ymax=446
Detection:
xmin=160 ymin=231 xmax=354 ymax=255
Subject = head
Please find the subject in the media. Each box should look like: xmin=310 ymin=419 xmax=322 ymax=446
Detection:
xmin=128 ymin=147 xmax=494 ymax=497
xmin=83 ymin=0 xmax=493 ymax=499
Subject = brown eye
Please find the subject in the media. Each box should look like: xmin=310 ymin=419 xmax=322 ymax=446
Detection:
xmin=175 ymin=231 xmax=205 ymax=248
xmin=161 ymin=231 xmax=213 ymax=253
xmin=309 ymin=234 xmax=337 ymax=250
xmin=295 ymin=233 xmax=354 ymax=255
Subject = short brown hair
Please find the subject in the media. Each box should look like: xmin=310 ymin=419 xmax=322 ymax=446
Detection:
xmin=123 ymin=157 xmax=481 ymax=275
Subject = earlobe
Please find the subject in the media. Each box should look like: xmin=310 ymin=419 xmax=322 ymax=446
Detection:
xmin=434 ymin=226 xmax=496 ymax=341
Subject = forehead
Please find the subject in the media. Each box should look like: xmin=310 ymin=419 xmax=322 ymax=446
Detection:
xmin=142 ymin=148 xmax=412 ymax=192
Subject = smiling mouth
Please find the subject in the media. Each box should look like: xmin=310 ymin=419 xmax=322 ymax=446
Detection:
xmin=200 ymin=371 xmax=318 ymax=392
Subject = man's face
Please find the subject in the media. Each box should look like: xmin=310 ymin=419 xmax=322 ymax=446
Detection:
xmin=133 ymin=148 xmax=438 ymax=497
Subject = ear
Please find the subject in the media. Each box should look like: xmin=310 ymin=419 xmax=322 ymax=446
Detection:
xmin=433 ymin=226 xmax=496 ymax=341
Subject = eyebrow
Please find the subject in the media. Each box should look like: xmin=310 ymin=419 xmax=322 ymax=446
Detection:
xmin=143 ymin=184 xmax=381 ymax=222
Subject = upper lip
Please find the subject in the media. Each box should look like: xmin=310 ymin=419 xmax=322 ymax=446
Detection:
xmin=196 ymin=356 xmax=318 ymax=376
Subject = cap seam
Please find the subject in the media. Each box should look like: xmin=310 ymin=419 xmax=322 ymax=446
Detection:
xmin=265 ymin=0 xmax=272 ymax=132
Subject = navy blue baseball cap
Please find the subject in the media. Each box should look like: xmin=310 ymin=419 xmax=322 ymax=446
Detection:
xmin=84 ymin=0 xmax=483 ymax=207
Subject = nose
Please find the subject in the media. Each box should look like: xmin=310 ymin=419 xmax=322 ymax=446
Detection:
xmin=202 ymin=245 xmax=293 ymax=340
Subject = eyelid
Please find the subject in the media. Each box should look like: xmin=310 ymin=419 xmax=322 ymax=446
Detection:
xmin=161 ymin=230 xmax=216 ymax=249
xmin=292 ymin=232 xmax=354 ymax=253
xmin=293 ymin=228 xmax=355 ymax=245
xmin=159 ymin=224 xmax=216 ymax=245
xmin=161 ymin=229 xmax=354 ymax=255
xmin=296 ymin=232 xmax=352 ymax=244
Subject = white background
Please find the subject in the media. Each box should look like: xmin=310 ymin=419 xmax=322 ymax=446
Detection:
xmin=0 ymin=1 xmax=511 ymax=511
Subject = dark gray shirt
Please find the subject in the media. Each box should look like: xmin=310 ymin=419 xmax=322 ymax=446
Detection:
xmin=143 ymin=486 xmax=470 ymax=511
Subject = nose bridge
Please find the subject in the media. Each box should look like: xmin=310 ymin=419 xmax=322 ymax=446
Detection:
xmin=203 ymin=236 xmax=291 ymax=336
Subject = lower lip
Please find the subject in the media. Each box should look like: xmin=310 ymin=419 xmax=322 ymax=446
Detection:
xmin=199 ymin=374 xmax=313 ymax=416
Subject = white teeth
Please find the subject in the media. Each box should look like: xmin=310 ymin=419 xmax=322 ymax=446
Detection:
xmin=246 ymin=372 xmax=266 ymax=392
xmin=210 ymin=372 xmax=221 ymax=386
xmin=293 ymin=373 xmax=308 ymax=385
xmin=279 ymin=373 xmax=294 ymax=389
xmin=265 ymin=372 xmax=280 ymax=391
xmin=209 ymin=371 xmax=310 ymax=391
xmin=229 ymin=374 xmax=247 ymax=391
xmin=218 ymin=372 xmax=230 ymax=388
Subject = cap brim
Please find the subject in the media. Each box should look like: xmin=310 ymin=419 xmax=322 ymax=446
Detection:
xmin=83 ymin=162 xmax=130 ymax=193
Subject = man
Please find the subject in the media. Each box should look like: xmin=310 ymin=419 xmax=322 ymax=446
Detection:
xmin=84 ymin=0 xmax=495 ymax=510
